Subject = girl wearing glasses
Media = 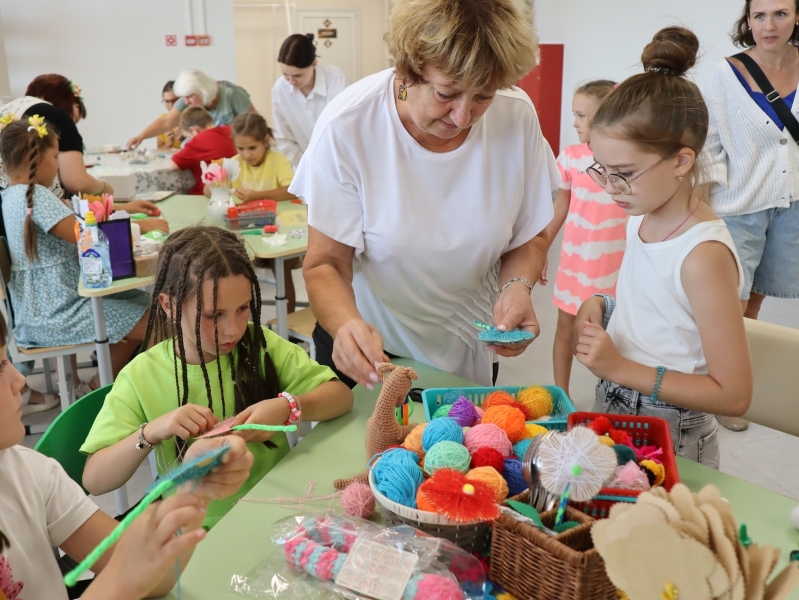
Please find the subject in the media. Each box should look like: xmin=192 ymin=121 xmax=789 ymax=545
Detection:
xmin=156 ymin=81 xmax=185 ymax=151
xmin=573 ymin=27 xmax=752 ymax=468
xmin=541 ymin=80 xmax=626 ymax=399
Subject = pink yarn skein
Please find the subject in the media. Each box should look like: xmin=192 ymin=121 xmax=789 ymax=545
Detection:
xmin=414 ymin=574 xmax=465 ymax=599
xmin=463 ymin=424 xmax=513 ymax=457
xmin=341 ymin=482 xmax=376 ymax=519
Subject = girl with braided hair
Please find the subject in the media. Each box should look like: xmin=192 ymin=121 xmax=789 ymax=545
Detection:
xmin=0 ymin=116 xmax=150 ymax=409
xmin=81 ymin=226 xmax=352 ymax=528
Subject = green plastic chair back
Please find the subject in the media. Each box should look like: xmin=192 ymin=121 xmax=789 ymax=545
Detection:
xmin=34 ymin=384 xmax=112 ymax=495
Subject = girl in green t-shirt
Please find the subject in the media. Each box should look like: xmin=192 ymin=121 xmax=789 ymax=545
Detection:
xmin=81 ymin=226 xmax=353 ymax=527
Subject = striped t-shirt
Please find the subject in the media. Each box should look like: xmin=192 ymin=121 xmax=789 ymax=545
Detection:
xmin=553 ymin=143 xmax=627 ymax=315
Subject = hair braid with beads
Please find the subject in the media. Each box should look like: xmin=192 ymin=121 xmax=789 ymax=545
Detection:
xmin=0 ymin=119 xmax=58 ymax=262
xmin=141 ymin=226 xmax=280 ymax=459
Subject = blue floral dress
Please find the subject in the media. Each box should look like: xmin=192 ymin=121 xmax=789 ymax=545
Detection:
xmin=0 ymin=184 xmax=148 ymax=347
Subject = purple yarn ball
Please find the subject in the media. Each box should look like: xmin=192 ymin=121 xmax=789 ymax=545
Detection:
xmin=447 ymin=397 xmax=478 ymax=427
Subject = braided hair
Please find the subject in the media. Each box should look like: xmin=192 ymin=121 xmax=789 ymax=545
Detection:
xmin=141 ymin=226 xmax=280 ymax=458
xmin=0 ymin=119 xmax=58 ymax=262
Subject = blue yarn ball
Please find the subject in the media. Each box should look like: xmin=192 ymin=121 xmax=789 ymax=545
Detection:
xmin=421 ymin=417 xmax=464 ymax=452
xmin=503 ymin=458 xmax=528 ymax=496
xmin=513 ymin=438 xmax=534 ymax=461
xmin=373 ymin=449 xmax=423 ymax=508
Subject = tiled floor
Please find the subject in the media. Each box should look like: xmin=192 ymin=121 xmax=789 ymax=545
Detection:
xmin=21 ymin=231 xmax=799 ymax=515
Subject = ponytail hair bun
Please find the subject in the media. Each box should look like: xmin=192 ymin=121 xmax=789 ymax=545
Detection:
xmin=278 ymin=33 xmax=319 ymax=69
xmin=641 ymin=26 xmax=699 ymax=77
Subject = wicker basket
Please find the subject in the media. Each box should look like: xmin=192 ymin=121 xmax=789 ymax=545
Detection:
xmin=368 ymin=470 xmax=493 ymax=553
xmin=490 ymin=491 xmax=617 ymax=600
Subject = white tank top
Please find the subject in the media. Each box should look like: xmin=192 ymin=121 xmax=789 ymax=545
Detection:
xmin=607 ymin=215 xmax=744 ymax=375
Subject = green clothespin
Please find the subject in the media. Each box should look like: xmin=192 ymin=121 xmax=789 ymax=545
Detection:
xmin=739 ymin=524 xmax=753 ymax=548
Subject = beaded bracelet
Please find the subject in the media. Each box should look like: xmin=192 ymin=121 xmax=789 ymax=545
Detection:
xmin=279 ymin=391 xmax=302 ymax=425
xmin=651 ymin=366 xmax=666 ymax=403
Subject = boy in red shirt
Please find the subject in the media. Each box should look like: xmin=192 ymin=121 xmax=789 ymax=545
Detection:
xmin=169 ymin=106 xmax=236 ymax=194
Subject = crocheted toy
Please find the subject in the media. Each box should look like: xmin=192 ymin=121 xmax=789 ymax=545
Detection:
xmin=283 ymin=517 xmax=466 ymax=600
xmin=334 ymin=363 xmax=420 ymax=490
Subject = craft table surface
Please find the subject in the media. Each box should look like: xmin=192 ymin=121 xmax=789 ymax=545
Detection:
xmin=77 ymin=196 xmax=307 ymax=297
xmin=86 ymin=151 xmax=194 ymax=196
xmin=159 ymin=359 xmax=799 ymax=599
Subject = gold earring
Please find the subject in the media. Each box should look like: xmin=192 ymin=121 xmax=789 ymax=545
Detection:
xmin=678 ymin=175 xmax=684 ymax=182
xmin=398 ymin=82 xmax=407 ymax=101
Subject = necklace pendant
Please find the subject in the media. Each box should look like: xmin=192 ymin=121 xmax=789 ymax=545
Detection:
xmin=398 ymin=83 xmax=407 ymax=101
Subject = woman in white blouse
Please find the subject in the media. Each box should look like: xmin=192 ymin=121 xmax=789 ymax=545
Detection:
xmin=291 ymin=0 xmax=558 ymax=389
xmin=271 ymin=34 xmax=350 ymax=169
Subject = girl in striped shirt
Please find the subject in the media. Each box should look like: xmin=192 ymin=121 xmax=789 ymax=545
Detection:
xmin=542 ymin=81 xmax=627 ymax=397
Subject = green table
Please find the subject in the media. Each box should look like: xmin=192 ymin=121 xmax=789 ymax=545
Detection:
xmin=160 ymin=360 xmax=799 ymax=599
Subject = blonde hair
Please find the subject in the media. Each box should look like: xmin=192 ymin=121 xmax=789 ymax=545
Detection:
xmin=173 ymin=69 xmax=218 ymax=106
xmin=180 ymin=106 xmax=214 ymax=131
xmin=386 ymin=0 xmax=538 ymax=92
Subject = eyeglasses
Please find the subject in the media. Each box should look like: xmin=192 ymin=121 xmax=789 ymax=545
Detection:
xmin=586 ymin=152 xmax=677 ymax=195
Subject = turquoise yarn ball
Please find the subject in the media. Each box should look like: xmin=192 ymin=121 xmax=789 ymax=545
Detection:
xmin=372 ymin=449 xmax=423 ymax=508
xmin=432 ymin=404 xmax=453 ymax=419
xmin=424 ymin=441 xmax=471 ymax=475
xmin=513 ymin=438 xmax=534 ymax=461
xmin=612 ymin=444 xmax=637 ymax=466
xmin=422 ymin=417 xmax=464 ymax=452
xmin=442 ymin=388 xmax=467 ymax=405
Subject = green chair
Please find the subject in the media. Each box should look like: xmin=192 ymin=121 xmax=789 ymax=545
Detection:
xmin=34 ymin=384 xmax=112 ymax=495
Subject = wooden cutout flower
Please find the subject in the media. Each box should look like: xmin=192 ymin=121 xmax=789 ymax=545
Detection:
xmin=0 ymin=556 xmax=23 ymax=599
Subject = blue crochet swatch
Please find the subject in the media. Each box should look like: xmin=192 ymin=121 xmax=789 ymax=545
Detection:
xmin=473 ymin=320 xmax=535 ymax=344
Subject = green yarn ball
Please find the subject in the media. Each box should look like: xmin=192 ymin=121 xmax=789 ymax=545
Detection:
xmin=424 ymin=441 xmax=471 ymax=475
xmin=612 ymin=444 xmax=637 ymax=466
xmin=432 ymin=404 xmax=454 ymax=419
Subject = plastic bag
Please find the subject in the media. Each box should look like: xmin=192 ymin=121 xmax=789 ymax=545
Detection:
xmin=230 ymin=513 xmax=486 ymax=599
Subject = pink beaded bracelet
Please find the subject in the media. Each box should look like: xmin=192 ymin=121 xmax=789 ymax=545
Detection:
xmin=279 ymin=391 xmax=301 ymax=425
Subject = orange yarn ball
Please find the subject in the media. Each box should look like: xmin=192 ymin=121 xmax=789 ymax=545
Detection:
xmin=466 ymin=466 xmax=509 ymax=502
xmin=402 ymin=423 xmax=427 ymax=457
xmin=481 ymin=391 xmax=516 ymax=411
xmin=416 ymin=482 xmax=437 ymax=512
xmin=481 ymin=405 xmax=527 ymax=443
xmin=517 ymin=386 xmax=553 ymax=420
xmin=521 ymin=423 xmax=549 ymax=440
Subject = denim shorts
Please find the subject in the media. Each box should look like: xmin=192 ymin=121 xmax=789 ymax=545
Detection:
xmin=593 ymin=380 xmax=720 ymax=469
xmin=723 ymin=201 xmax=799 ymax=300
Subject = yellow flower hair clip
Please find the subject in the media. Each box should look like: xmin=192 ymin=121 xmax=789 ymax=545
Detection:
xmin=27 ymin=114 xmax=48 ymax=138
xmin=0 ymin=114 xmax=16 ymax=130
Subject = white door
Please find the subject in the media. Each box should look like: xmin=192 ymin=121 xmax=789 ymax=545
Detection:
xmin=296 ymin=9 xmax=361 ymax=82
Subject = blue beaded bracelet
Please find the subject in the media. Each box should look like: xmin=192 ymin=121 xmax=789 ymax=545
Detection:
xmin=651 ymin=366 xmax=666 ymax=403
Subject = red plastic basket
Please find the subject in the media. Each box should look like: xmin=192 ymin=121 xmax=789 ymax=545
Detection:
xmin=567 ymin=412 xmax=680 ymax=519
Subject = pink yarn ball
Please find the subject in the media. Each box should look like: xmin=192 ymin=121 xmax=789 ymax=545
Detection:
xmin=414 ymin=574 xmax=465 ymax=600
xmin=341 ymin=482 xmax=376 ymax=519
xmin=463 ymin=424 xmax=513 ymax=458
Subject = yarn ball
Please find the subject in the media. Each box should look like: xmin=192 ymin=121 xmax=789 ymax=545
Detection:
xmin=481 ymin=405 xmax=527 ymax=443
xmin=413 ymin=573 xmax=466 ymax=600
xmin=521 ymin=423 xmax=549 ymax=440
xmin=447 ymin=397 xmax=479 ymax=427
xmin=481 ymin=390 xmax=516 ymax=411
xmin=424 ymin=441 xmax=471 ymax=475
xmin=470 ymin=446 xmax=506 ymax=473
xmin=503 ymin=458 xmax=528 ymax=496
xmin=372 ymin=449 xmax=424 ymax=508
xmin=640 ymin=459 xmax=666 ymax=487
xmin=463 ymin=424 xmax=513 ymax=457
xmin=791 ymin=505 xmax=799 ymax=530
xmin=341 ymin=482 xmax=376 ymax=519
xmin=474 ymin=406 xmax=485 ymax=420
xmin=422 ymin=417 xmax=465 ymax=452
xmin=402 ymin=423 xmax=427 ymax=457
xmin=516 ymin=386 xmax=553 ymax=420
xmin=466 ymin=466 xmax=509 ymax=502
xmin=432 ymin=403 xmax=454 ymax=419
xmin=416 ymin=487 xmax=437 ymax=512
xmin=442 ymin=388 xmax=467 ymax=405
xmin=513 ymin=438 xmax=535 ymax=461
xmin=612 ymin=443 xmax=638 ymax=466
xmin=597 ymin=435 xmax=615 ymax=447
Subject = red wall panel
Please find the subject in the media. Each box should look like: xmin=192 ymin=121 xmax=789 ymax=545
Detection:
xmin=516 ymin=44 xmax=564 ymax=156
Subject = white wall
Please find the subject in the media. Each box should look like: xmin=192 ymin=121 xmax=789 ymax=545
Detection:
xmin=536 ymin=1 xmax=743 ymax=150
xmin=0 ymin=0 xmax=237 ymax=149
xmin=0 ymin=9 xmax=10 ymax=99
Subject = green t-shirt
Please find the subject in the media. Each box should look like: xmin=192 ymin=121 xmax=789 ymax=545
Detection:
xmin=81 ymin=325 xmax=335 ymax=528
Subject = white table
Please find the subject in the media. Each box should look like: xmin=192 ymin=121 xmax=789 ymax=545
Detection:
xmin=86 ymin=152 xmax=194 ymax=198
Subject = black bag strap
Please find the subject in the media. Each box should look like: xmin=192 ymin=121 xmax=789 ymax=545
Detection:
xmin=733 ymin=52 xmax=799 ymax=144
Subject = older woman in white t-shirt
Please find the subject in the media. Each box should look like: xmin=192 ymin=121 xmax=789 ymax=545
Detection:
xmin=272 ymin=33 xmax=350 ymax=169
xmin=291 ymin=0 xmax=559 ymax=388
